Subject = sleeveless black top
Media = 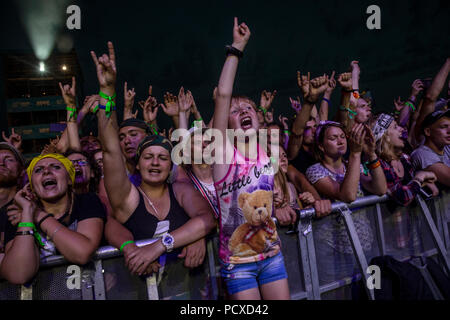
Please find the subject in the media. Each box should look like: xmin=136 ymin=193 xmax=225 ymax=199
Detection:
xmin=124 ymin=184 xmax=190 ymax=241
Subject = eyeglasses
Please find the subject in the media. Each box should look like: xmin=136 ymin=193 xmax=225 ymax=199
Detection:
xmin=71 ymin=159 xmax=89 ymax=166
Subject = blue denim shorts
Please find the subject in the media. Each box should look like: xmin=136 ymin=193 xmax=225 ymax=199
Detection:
xmin=219 ymin=252 xmax=288 ymax=295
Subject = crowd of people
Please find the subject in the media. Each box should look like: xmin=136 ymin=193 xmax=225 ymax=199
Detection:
xmin=0 ymin=18 xmax=449 ymax=300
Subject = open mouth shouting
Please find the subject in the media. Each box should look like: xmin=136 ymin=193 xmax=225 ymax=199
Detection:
xmin=240 ymin=116 xmax=253 ymax=130
xmin=42 ymin=177 xmax=58 ymax=190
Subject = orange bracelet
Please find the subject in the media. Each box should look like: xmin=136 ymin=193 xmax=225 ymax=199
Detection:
xmin=368 ymin=160 xmax=381 ymax=170
xmin=353 ymin=91 xmax=360 ymax=99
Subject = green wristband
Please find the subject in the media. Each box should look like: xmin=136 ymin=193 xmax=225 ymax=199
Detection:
xmin=120 ymin=240 xmax=135 ymax=252
xmin=405 ymin=101 xmax=415 ymax=112
xmin=284 ymin=130 xmax=290 ymax=136
xmin=258 ymin=106 xmax=267 ymax=115
xmin=98 ymin=91 xmax=117 ymax=118
xmin=18 ymin=222 xmax=44 ymax=247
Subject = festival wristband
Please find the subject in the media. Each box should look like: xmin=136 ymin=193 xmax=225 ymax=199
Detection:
xmin=258 ymin=106 xmax=267 ymax=115
xmin=98 ymin=91 xmax=117 ymax=118
xmin=18 ymin=222 xmax=44 ymax=247
xmin=148 ymin=123 xmax=158 ymax=135
xmin=367 ymin=160 xmax=381 ymax=170
xmin=404 ymin=101 xmax=415 ymax=112
xmin=284 ymin=130 xmax=290 ymax=136
xmin=92 ymin=105 xmax=99 ymax=114
xmin=322 ymin=98 xmax=331 ymax=105
xmin=66 ymin=106 xmax=77 ymax=121
xmin=120 ymin=240 xmax=135 ymax=252
xmin=191 ymin=118 xmax=203 ymax=128
xmin=339 ymin=105 xmax=357 ymax=119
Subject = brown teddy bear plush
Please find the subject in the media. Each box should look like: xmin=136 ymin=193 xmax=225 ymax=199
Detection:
xmin=228 ymin=190 xmax=278 ymax=257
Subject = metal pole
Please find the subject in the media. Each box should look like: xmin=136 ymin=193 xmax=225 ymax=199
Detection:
xmin=416 ymin=195 xmax=450 ymax=275
xmin=374 ymin=203 xmax=387 ymax=256
xmin=93 ymin=260 xmax=106 ymax=300
xmin=297 ymin=218 xmax=314 ymax=300
xmin=339 ymin=206 xmax=375 ymax=300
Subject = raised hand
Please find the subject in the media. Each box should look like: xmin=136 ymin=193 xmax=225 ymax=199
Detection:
xmin=350 ymin=61 xmax=360 ymax=79
xmin=178 ymin=87 xmax=193 ymax=113
xmin=297 ymin=71 xmax=310 ymax=98
xmin=81 ymin=95 xmax=100 ymax=114
xmin=2 ymin=128 xmax=22 ymax=150
xmin=58 ymin=76 xmax=77 ymax=106
xmin=411 ymin=79 xmax=424 ymax=97
xmin=161 ymin=92 xmax=180 ymax=117
xmin=309 ymin=74 xmax=329 ymax=101
xmin=338 ymin=72 xmax=353 ymax=91
xmin=138 ymin=98 xmax=158 ymax=123
xmin=232 ymin=17 xmax=251 ymax=52
xmin=90 ymin=41 xmax=117 ymax=96
xmin=325 ymin=71 xmax=337 ymax=95
xmin=289 ymin=96 xmax=302 ymax=113
xmin=265 ymin=108 xmax=274 ymax=123
xmin=260 ymin=90 xmax=277 ymax=111
xmin=124 ymin=82 xmax=137 ymax=118
xmin=394 ymin=96 xmax=406 ymax=112
xmin=278 ymin=115 xmax=289 ymax=130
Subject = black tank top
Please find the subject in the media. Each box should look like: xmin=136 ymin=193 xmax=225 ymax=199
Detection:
xmin=124 ymin=184 xmax=190 ymax=241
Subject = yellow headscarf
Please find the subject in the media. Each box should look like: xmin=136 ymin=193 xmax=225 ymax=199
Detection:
xmin=27 ymin=153 xmax=75 ymax=189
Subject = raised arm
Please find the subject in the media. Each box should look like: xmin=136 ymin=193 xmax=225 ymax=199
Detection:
xmin=213 ymin=17 xmax=251 ymax=179
xmin=123 ymin=82 xmax=138 ymax=120
xmin=91 ymin=42 xmax=135 ymax=221
xmin=414 ymin=58 xmax=450 ymax=141
xmin=318 ymin=71 xmax=336 ymax=122
xmin=59 ymin=77 xmax=81 ymax=152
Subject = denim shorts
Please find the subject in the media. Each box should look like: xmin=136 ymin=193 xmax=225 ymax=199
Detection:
xmin=219 ymin=252 xmax=288 ymax=295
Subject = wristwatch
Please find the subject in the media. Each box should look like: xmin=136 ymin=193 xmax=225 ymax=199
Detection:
xmin=161 ymin=233 xmax=174 ymax=252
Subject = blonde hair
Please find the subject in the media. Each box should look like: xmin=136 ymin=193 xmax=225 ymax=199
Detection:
xmin=369 ymin=116 xmax=401 ymax=162
xmin=274 ymin=169 xmax=291 ymax=206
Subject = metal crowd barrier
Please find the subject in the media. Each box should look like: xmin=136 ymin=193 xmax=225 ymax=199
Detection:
xmin=1 ymin=190 xmax=449 ymax=300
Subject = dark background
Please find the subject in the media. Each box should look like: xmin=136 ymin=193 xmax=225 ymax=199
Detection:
xmin=0 ymin=0 xmax=449 ymax=132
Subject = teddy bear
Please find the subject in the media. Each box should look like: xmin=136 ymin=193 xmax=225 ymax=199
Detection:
xmin=228 ymin=189 xmax=278 ymax=257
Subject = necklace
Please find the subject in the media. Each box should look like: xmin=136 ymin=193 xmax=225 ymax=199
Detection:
xmin=137 ymin=186 xmax=160 ymax=218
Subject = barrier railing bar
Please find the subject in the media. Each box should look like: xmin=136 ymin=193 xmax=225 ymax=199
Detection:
xmin=318 ymin=248 xmax=439 ymax=295
xmin=93 ymin=260 xmax=106 ymax=300
xmin=206 ymin=239 xmax=219 ymax=300
xmin=374 ymin=203 xmax=387 ymax=256
xmin=305 ymin=226 xmax=321 ymax=300
xmin=416 ymin=195 xmax=450 ymax=275
xmin=296 ymin=218 xmax=314 ymax=300
xmin=436 ymin=196 xmax=450 ymax=250
xmin=298 ymin=195 xmax=389 ymax=219
xmin=339 ymin=206 xmax=375 ymax=300
xmin=291 ymin=291 xmax=308 ymax=300
xmin=81 ymin=267 xmax=94 ymax=300
xmin=20 ymin=285 xmax=32 ymax=300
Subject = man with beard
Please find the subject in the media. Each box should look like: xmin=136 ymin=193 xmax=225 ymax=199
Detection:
xmin=0 ymin=143 xmax=25 ymax=256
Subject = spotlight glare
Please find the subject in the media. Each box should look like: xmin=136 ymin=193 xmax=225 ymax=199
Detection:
xmin=62 ymin=65 xmax=67 ymax=71
xmin=39 ymin=62 xmax=45 ymax=72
